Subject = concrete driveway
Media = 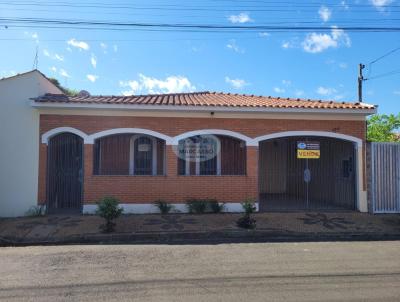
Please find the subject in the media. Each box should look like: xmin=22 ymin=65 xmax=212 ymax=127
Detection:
xmin=0 ymin=241 xmax=400 ymax=301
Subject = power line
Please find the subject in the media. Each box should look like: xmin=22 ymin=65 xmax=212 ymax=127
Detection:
xmin=368 ymin=45 xmax=400 ymax=65
xmin=1 ymin=17 xmax=400 ymax=32
xmin=367 ymin=68 xmax=400 ymax=80
xmin=366 ymin=45 xmax=400 ymax=78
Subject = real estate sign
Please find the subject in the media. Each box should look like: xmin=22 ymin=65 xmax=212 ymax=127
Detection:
xmin=297 ymin=141 xmax=320 ymax=159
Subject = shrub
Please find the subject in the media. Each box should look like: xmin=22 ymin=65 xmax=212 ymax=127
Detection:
xmin=236 ymin=215 xmax=257 ymax=229
xmin=236 ymin=198 xmax=257 ymax=229
xmin=207 ymin=199 xmax=224 ymax=213
xmin=186 ymin=199 xmax=224 ymax=214
xmin=25 ymin=205 xmax=45 ymax=217
xmin=186 ymin=199 xmax=208 ymax=214
xmin=154 ymin=200 xmax=173 ymax=214
xmin=96 ymin=196 xmax=123 ymax=232
xmin=242 ymin=198 xmax=257 ymax=215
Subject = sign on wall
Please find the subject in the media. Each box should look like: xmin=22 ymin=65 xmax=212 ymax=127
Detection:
xmin=297 ymin=141 xmax=320 ymax=159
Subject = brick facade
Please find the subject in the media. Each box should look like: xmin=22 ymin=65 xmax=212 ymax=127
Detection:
xmin=38 ymin=114 xmax=366 ymax=205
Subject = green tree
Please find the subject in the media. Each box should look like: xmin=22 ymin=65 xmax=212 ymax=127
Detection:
xmin=367 ymin=114 xmax=400 ymax=142
xmin=48 ymin=77 xmax=79 ymax=96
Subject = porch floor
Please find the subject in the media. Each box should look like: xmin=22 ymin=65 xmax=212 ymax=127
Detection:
xmin=259 ymin=194 xmax=355 ymax=212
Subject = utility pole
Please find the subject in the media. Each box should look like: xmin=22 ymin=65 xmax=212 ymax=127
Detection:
xmin=358 ymin=63 xmax=365 ymax=103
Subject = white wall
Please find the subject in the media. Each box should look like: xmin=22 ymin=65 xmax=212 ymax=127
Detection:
xmin=0 ymin=71 xmax=61 ymax=217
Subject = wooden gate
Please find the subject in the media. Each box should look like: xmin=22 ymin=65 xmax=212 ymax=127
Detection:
xmin=47 ymin=133 xmax=83 ymax=214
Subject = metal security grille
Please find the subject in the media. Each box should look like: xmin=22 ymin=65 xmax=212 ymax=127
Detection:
xmin=47 ymin=133 xmax=83 ymax=214
xmin=177 ymin=135 xmax=246 ymax=175
xmin=370 ymin=143 xmax=400 ymax=213
xmin=93 ymin=134 xmax=165 ymax=176
xmin=259 ymin=136 xmax=356 ymax=211
xmin=134 ymin=136 xmax=153 ymax=175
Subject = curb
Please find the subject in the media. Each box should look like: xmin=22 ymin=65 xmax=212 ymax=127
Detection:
xmin=1 ymin=230 xmax=400 ymax=246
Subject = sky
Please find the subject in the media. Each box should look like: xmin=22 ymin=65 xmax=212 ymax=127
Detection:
xmin=0 ymin=0 xmax=399 ymax=114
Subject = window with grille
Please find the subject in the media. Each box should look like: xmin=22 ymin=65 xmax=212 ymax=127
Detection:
xmin=177 ymin=135 xmax=246 ymax=176
xmin=93 ymin=134 xmax=165 ymax=176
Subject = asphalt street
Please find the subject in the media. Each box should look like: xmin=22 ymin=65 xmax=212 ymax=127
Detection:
xmin=0 ymin=241 xmax=399 ymax=301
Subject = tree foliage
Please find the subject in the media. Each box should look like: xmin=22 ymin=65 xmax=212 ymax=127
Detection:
xmin=48 ymin=77 xmax=79 ymax=96
xmin=367 ymin=114 xmax=400 ymax=142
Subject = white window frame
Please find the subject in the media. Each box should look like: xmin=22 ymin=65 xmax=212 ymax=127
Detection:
xmin=181 ymin=137 xmax=221 ymax=176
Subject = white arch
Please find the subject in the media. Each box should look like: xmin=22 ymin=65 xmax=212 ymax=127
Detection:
xmin=171 ymin=129 xmax=256 ymax=146
xmin=254 ymin=131 xmax=362 ymax=147
xmin=87 ymin=128 xmax=173 ymax=144
xmin=41 ymin=127 xmax=89 ymax=144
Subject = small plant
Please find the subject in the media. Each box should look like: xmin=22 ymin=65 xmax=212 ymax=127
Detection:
xmin=236 ymin=198 xmax=257 ymax=229
xmin=25 ymin=205 xmax=45 ymax=217
xmin=186 ymin=199 xmax=208 ymax=214
xmin=154 ymin=200 xmax=174 ymax=214
xmin=207 ymin=199 xmax=224 ymax=213
xmin=96 ymin=196 xmax=123 ymax=232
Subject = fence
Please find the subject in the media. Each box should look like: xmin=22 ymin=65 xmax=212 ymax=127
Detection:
xmin=368 ymin=142 xmax=400 ymax=213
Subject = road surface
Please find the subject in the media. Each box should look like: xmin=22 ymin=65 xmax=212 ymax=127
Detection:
xmin=0 ymin=241 xmax=399 ymax=301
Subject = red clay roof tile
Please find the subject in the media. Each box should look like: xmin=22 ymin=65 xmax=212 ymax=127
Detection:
xmin=32 ymin=91 xmax=375 ymax=110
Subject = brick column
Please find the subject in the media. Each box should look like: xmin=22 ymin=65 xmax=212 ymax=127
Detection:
xmin=166 ymin=145 xmax=178 ymax=176
xmin=83 ymin=144 xmax=93 ymax=203
xmin=246 ymin=145 xmax=259 ymax=205
xmin=37 ymin=143 xmax=47 ymax=205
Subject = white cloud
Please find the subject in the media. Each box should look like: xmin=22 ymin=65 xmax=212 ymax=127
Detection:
xmin=295 ymin=89 xmax=305 ymax=97
xmin=225 ymin=77 xmax=248 ymax=89
xmin=226 ymin=39 xmax=244 ymax=53
xmin=282 ymin=80 xmax=291 ymax=86
xmin=318 ymin=6 xmax=332 ymax=22
xmin=228 ymin=12 xmax=253 ymax=23
xmin=0 ymin=70 xmax=17 ymax=77
xmin=334 ymin=94 xmax=345 ymax=100
xmin=119 ymin=74 xmax=196 ymax=95
xmin=67 ymin=38 xmax=89 ymax=51
xmin=100 ymin=42 xmax=108 ymax=54
xmin=339 ymin=62 xmax=348 ymax=69
xmin=87 ymin=74 xmax=99 ymax=82
xmin=282 ymin=41 xmax=293 ymax=49
xmin=43 ymin=49 xmax=64 ymax=61
xmin=370 ymin=0 xmax=393 ymax=10
xmin=316 ymin=86 xmax=337 ymax=96
xmin=274 ymin=87 xmax=285 ymax=93
xmin=59 ymin=69 xmax=70 ymax=78
xmin=91 ymin=54 xmax=97 ymax=68
xmin=24 ymin=31 xmax=39 ymax=43
xmin=50 ymin=66 xmax=57 ymax=72
xmin=54 ymin=54 xmax=64 ymax=61
xmin=259 ymin=32 xmax=270 ymax=37
xmin=113 ymin=44 xmax=118 ymax=52
xmin=302 ymin=26 xmax=351 ymax=53
xmin=341 ymin=1 xmax=350 ymax=10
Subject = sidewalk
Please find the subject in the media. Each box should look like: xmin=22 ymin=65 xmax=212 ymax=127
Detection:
xmin=0 ymin=212 xmax=399 ymax=246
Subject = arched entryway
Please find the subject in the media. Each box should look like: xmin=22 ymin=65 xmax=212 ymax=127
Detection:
xmin=47 ymin=133 xmax=83 ymax=214
xmin=258 ymin=135 xmax=357 ymax=211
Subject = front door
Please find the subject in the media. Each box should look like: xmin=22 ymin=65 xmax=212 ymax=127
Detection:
xmin=47 ymin=133 xmax=83 ymax=214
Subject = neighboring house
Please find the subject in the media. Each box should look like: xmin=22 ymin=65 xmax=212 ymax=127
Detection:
xmin=0 ymin=70 xmax=377 ymax=217
xmin=0 ymin=70 xmax=63 ymax=217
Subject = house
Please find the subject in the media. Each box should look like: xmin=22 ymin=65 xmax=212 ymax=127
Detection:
xmin=0 ymin=70 xmax=377 ymax=217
